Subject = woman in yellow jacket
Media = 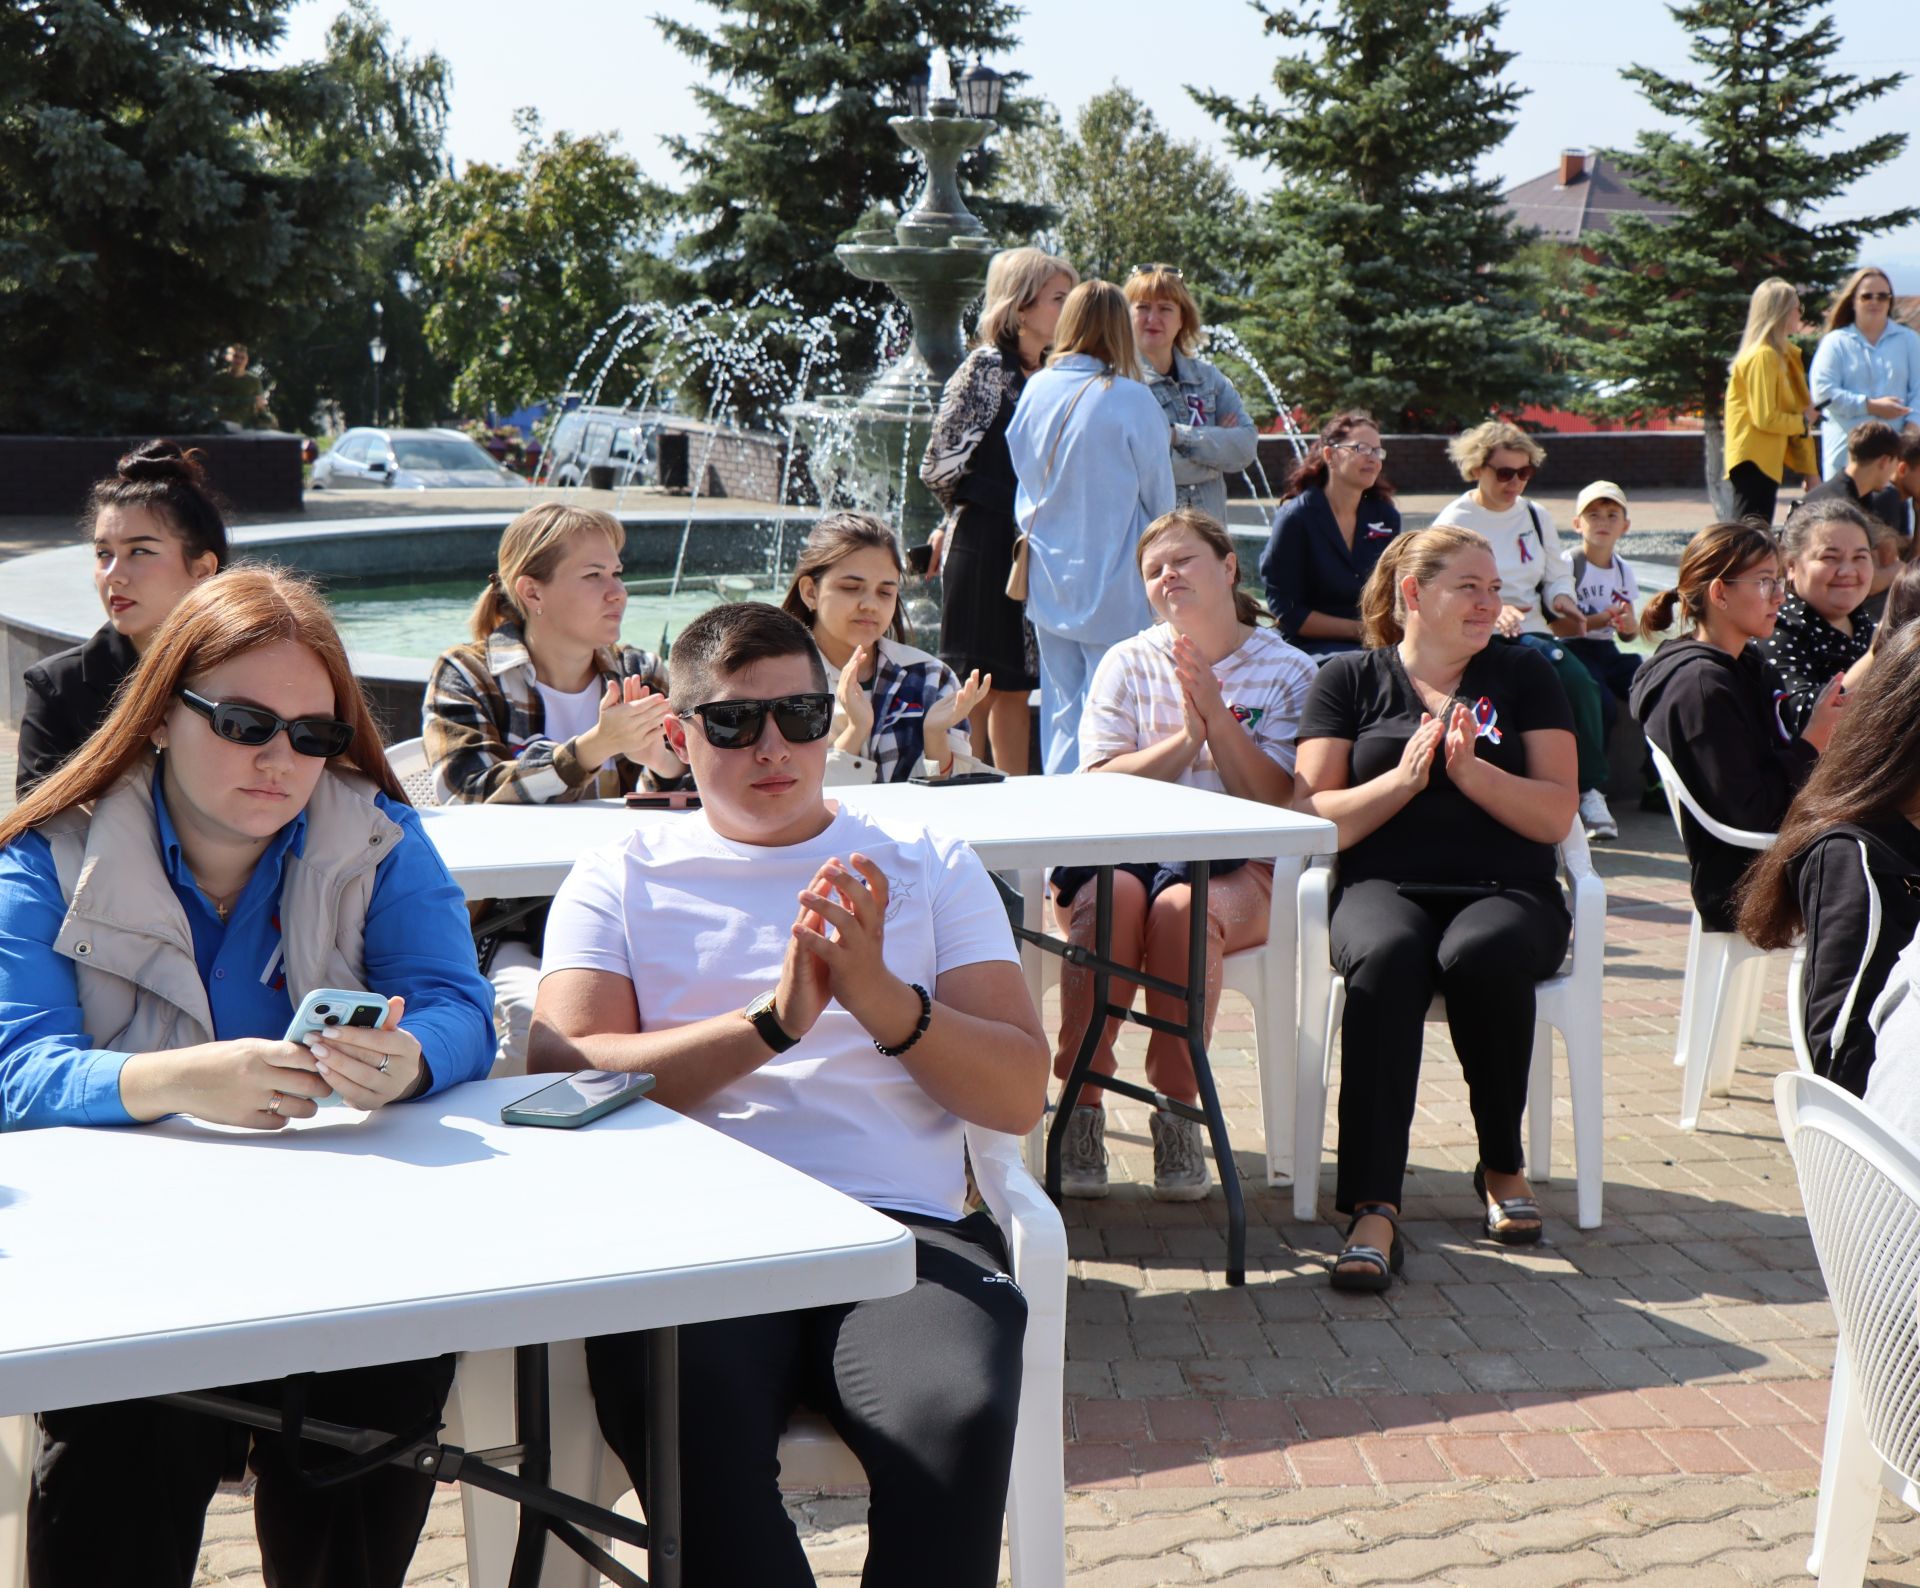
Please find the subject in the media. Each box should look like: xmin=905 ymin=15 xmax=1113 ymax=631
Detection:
xmin=1725 ymin=277 xmax=1820 ymax=525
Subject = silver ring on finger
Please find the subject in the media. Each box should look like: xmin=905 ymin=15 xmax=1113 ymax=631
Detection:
xmin=378 ymin=1055 xmax=392 ymax=1075
xmin=267 ymin=1092 xmax=282 ymax=1116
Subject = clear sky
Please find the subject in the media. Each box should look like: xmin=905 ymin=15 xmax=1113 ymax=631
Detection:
xmin=270 ymin=0 xmax=1920 ymax=271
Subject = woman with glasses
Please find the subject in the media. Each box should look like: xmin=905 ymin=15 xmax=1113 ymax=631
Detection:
xmin=1008 ymin=280 xmax=1176 ymax=772
xmin=1124 ymin=264 xmax=1257 ymax=530
xmin=17 ymin=440 xmax=229 ymax=797
xmin=921 ymin=247 xmax=1078 ymax=776
xmin=0 ymin=566 xmax=495 ymax=1586
xmin=1756 ymin=497 xmax=1878 ymax=735
xmin=1259 ymin=410 xmax=1402 ymax=658
xmin=1434 ymin=422 xmax=1617 ymax=839
xmin=779 ymin=511 xmax=990 ymax=783
xmin=1724 ymin=278 xmax=1820 ymax=524
xmin=423 ymin=503 xmax=683 ymax=1068
xmin=1811 ymin=267 xmax=1920 ymax=481
xmin=1631 ymin=520 xmax=1850 ymax=933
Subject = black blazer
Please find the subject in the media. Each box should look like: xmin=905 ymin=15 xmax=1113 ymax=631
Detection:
xmin=16 ymin=623 xmax=140 ymax=797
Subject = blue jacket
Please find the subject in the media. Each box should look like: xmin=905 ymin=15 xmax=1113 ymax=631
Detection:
xmin=1811 ymin=322 xmax=1920 ymax=478
xmin=1008 ymin=353 xmax=1176 ymax=644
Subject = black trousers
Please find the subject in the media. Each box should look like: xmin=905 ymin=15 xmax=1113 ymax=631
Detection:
xmin=586 ymin=1210 xmax=1026 ymax=1588
xmin=28 ymin=1355 xmax=456 ymax=1588
xmin=1329 ymin=879 xmax=1571 ymax=1214
xmin=1729 ymin=460 xmax=1781 ymax=525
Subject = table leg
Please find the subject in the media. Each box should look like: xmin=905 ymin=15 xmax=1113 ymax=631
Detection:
xmin=1263 ymin=855 xmax=1306 ymax=1189
xmin=646 ymin=1328 xmax=681 ymax=1588
xmin=1182 ymin=862 xmax=1246 ymax=1286
xmin=507 ymin=1344 xmax=551 ymax=1588
xmin=1046 ymin=866 xmax=1113 ymax=1199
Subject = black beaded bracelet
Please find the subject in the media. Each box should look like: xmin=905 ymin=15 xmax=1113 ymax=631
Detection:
xmin=874 ymin=981 xmax=933 ymax=1057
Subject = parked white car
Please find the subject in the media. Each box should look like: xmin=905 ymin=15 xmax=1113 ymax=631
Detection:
xmin=311 ymin=428 xmax=527 ymax=490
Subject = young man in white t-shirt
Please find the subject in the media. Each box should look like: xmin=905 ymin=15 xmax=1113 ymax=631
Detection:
xmin=529 ymin=601 xmax=1047 ymax=1588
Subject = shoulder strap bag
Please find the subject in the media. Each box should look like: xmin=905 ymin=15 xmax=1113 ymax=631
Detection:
xmin=1007 ymin=374 xmax=1103 ymax=602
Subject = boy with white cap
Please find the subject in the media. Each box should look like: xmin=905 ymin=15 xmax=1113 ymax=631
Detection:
xmin=1560 ymin=480 xmax=1648 ymax=819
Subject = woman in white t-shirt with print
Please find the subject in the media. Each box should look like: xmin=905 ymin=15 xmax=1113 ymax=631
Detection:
xmin=1055 ymin=507 xmax=1316 ymax=1202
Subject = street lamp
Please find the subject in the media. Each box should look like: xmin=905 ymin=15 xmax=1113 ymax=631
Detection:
xmin=957 ymin=57 xmax=1004 ymax=119
xmin=369 ymin=300 xmax=386 ymax=424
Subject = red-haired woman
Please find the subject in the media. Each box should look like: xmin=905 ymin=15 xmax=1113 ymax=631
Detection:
xmin=0 ymin=566 xmax=495 ymax=1586
xmin=1259 ymin=411 xmax=1402 ymax=658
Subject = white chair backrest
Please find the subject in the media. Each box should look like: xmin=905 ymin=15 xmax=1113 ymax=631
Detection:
xmin=385 ymin=736 xmax=438 ymax=808
xmin=1645 ymin=738 xmax=1775 ymax=852
xmin=1777 ymin=1070 xmax=1920 ymax=1491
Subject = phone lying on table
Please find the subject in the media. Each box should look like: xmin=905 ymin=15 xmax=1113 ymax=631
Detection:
xmin=501 ymin=1071 xmax=657 ymax=1129
xmin=284 ymin=988 xmax=391 ymax=1108
xmin=907 ymin=770 xmax=1006 ymax=786
xmin=625 ymin=790 xmax=702 ymax=811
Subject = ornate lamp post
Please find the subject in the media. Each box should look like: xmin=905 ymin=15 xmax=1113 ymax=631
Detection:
xmin=368 ymin=299 xmax=387 ymax=425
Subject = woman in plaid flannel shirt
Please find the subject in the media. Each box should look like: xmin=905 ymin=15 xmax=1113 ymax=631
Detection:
xmin=780 ymin=512 xmax=992 ymax=784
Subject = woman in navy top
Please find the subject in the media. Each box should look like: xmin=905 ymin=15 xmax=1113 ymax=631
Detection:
xmin=0 ymin=567 xmax=495 ymax=1587
xmin=1260 ymin=410 xmax=1403 ymax=657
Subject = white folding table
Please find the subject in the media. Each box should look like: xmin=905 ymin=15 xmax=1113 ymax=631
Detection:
xmin=417 ymin=774 xmax=1334 ymax=1284
xmin=0 ymin=1077 xmax=914 ymax=1587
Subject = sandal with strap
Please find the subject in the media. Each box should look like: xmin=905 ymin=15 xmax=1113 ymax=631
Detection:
xmin=1328 ymin=1202 xmax=1404 ymax=1292
xmin=1474 ymin=1163 xmax=1544 ymax=1246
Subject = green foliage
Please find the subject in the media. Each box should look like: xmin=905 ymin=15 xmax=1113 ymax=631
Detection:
xmin=638 ymin=2 xmax=1043 ymax=331
xmin=1573 ymin=0 xmax=1914 ymax=424
xmin=993 ymin=86 xmax=1252 ymax=293
xmin=260 ymin=1 xmax=455 ymax=431
xmin=0 ymin=0 xmax=380 ymax=433
xmin=1195 ymin=0 xmax=1563 ymax=430
xmin=411 ymin=111 xmax=660 ymax=418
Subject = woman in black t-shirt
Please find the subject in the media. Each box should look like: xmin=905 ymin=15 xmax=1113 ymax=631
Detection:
xmin=1295 ymin=527 xmax=1578 ymax=1290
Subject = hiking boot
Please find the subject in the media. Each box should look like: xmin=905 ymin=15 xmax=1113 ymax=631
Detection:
xmin=1150 ymin=1108 xmax=1210 ymax=1202
xmin=1059 ymin=1105 xmax=1108 ymax=1198
xmin=1579 ymin=788 xmax=1618 ymax=841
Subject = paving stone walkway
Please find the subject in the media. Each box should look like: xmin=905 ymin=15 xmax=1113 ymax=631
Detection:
xmin=2 ymin=720 xmax=1915 ymax=1583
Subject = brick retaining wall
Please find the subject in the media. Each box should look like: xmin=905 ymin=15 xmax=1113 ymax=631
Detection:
xmin=0 ymin=433 xmax=304 ymax=517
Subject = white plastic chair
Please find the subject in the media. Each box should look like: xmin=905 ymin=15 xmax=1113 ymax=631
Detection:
xmin=1776 ymin=1070 xmax=1920 ymax=1585
xmin=1645 ymin=740 xmax=1806 ymax=1127
xmin=385 ymin=735 xmax=439 ymax=808
xmin=444 ymin=1124 xmax=1068 ymax=1588
xmin=1292 ymin=819 xmax=1608 ymax=1228
xmin=1 ymin=1413 xmax=28 ymax=1588
xmin=1017 ymin=858 xmax=1305 ymax=1187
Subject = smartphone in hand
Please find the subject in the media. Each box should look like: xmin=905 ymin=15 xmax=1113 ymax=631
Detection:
xmin=285 ymin=988 xmax=389 ymax=1107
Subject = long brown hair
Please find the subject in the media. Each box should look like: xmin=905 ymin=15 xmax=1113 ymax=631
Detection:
xmin=1136 ymin=508 xmax=1269 ymax=628
xmin=1824 ymin=266 xmax=1896 ymax=335
xmin=1639 ymin=519 xmax=1781 ymax=640
xmin=1282 ymin=409 xmax=1396 ymax=503
xmin=778 ymin=510 xmax=910 ymax=644
xmin=1737 ymin=619 xmax=1920 ymax=949
xmin=469 ymin=502 xmax=625 ymax=642
xmin=1358 ymin=526 xmax=1491 ymax=648
xmin=1049 ymin=280 xmax=1140 ymax=380
xmin=0 ymin=567 xmax=402 ymax=851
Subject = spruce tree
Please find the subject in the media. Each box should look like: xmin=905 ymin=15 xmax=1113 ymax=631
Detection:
xmin=0 ymin=0 xmax=378 ymax=433
xmin=641 ymin=2 xmax=1042 ymax=329
xmin=1572 ymin=0 xmax=1914 ymax=503
xmin=1195 ymin=0 xmax=1561 ymax=431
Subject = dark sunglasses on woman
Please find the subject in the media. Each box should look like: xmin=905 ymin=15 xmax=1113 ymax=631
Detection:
xmin=1488 ymin=463 xmax=1536 ymax=484
xmin=675 ymin=693 xmax=835 ymax=750
xmin=176 ymin=690 xmax=355 ymax=758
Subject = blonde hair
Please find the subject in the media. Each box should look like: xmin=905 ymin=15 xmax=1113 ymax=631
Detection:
xmin=469 ymin=503 xmax=625 ymax=642
xmin=1446 ymin=420 xmax=1546 ymax=482
xmin=1824 ymin=266 xmax=1897 ymax=335
xmin=1122 ymin=266 xmax=1203 ymax=356
xmin=976 ymin=248 xmax=1079 ymax=360
xmin=1050 ymin=280 xmax=1140 ymax=380
xmin=1136 ymin=508 xmax=1268 ymax=628
xmin=1737 ymin=277 xmax=1803 ymax=362
xmin=1358 ymin=526 xmax=1493 ymax=648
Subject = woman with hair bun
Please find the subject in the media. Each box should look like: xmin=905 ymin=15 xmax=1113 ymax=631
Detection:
xmin=16 ymin=440 xmax=230 ymax=796
xmin=921 ymin=246 xmax=1077 ymax=775
xmin=1294 ymin=527 xmax=1577 ymax=1288
xmin=1629 ymin=519 xmax=1849 ymax=934
xmin=1258 ymin=409 xmax=1403 ymax=657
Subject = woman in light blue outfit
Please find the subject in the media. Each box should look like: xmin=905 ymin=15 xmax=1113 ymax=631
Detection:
xmin=1811 ymin=266 xmax=1920 ymax=478
xmin=1009 ymin=279 xmax=1175 ymax=773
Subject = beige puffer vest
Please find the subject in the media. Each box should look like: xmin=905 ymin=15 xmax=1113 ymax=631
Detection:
xmin=40 ymin=761 xmax=404 ymax=1055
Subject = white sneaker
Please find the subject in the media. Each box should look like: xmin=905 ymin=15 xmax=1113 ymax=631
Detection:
xmin=1058 ymin=1106 xmax=1109 ymax=1198
xmin=1579 ymin=788 xmax=1618 ymax=840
